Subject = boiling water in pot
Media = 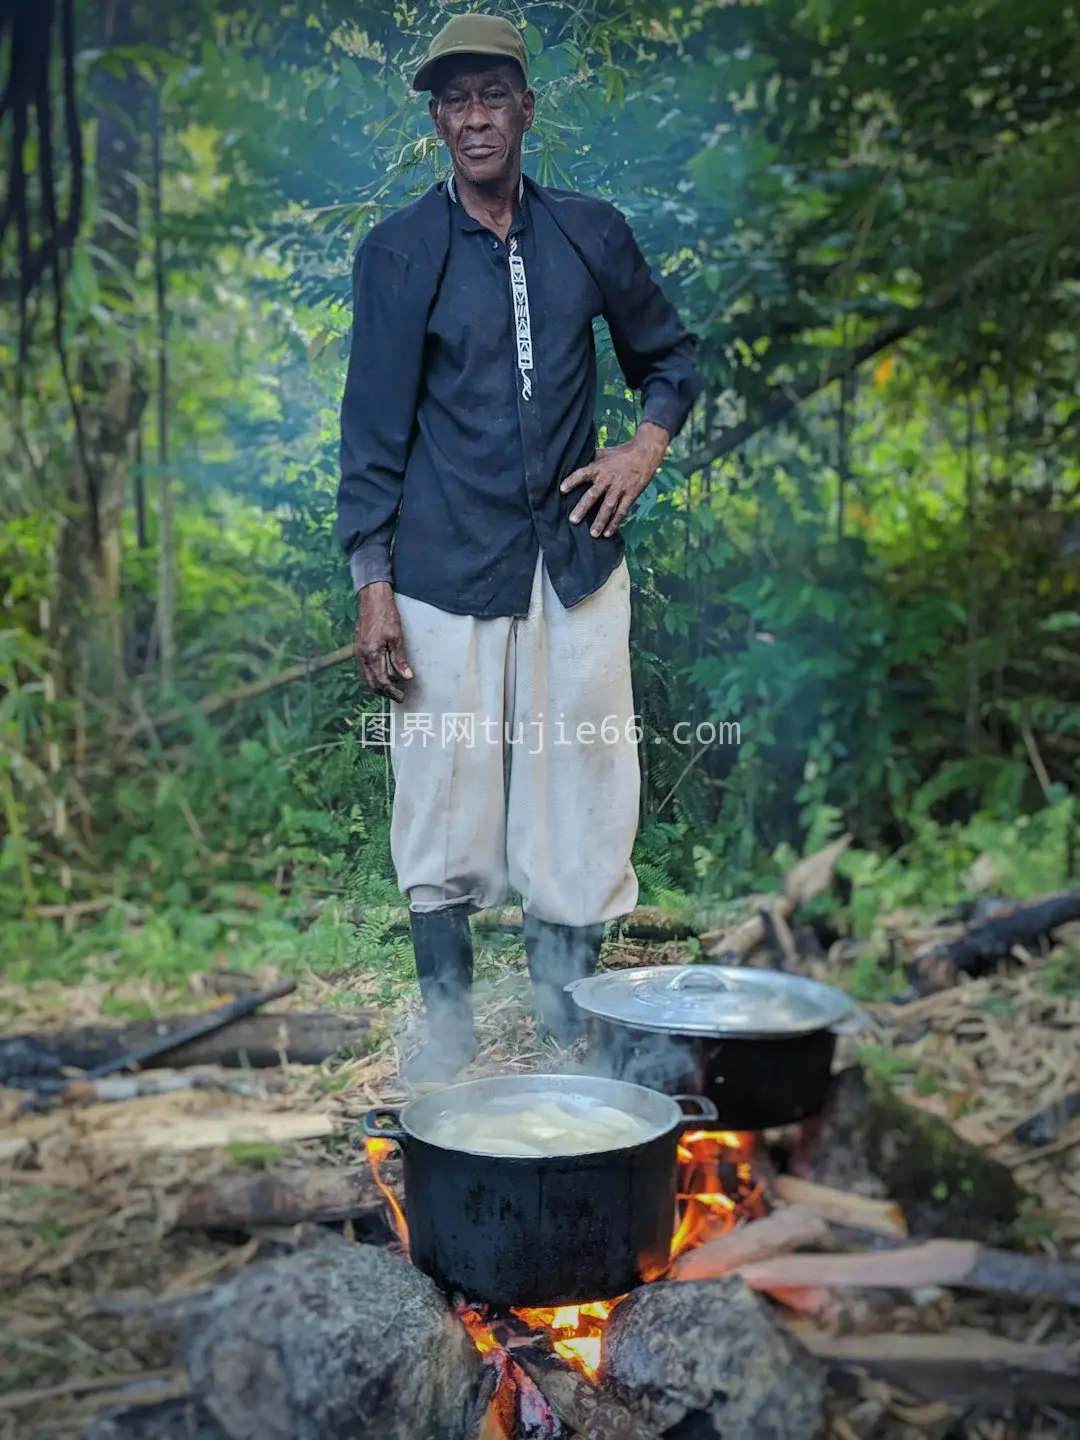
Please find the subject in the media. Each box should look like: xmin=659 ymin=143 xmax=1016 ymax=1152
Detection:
xmin=425 ymin=1095 xmax=656 ymax=1157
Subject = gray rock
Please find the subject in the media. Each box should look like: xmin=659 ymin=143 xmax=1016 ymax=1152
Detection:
xmin=601 ymin=1275 xmax=826 ymax=1439
xmin=183 ymin=1244 xmax=485 ymax=1440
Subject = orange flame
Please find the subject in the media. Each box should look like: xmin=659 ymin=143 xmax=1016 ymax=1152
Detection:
xmin=364 ymin=1136 xmax=410 ymax=1254
xmin=459 ymin=1306 xmax=502 ymax=1356
xmin=671 ymin=1129 xmax=762 ymax=1260
xmin=510 ymin=1298 xmax=621 ymax=1380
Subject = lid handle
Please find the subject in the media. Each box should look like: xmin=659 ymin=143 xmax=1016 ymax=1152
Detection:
xmin=668 ymin=970 xmax=732 ymax=993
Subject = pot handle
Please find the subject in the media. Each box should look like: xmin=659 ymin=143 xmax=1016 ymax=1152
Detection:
xmin=668 ymin=969 xmax=732 ymax=992
xmin=673 ymin=1094 xmax=719 ymax=1131
xmin=831 ymin=1005 xmax=874 ymax=1037
xmin=362 ymin=1107 xmax=406 ymax=1143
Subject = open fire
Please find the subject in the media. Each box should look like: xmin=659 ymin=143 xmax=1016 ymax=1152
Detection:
xmin=365 ymin=1128 xmax=765 ymax=1387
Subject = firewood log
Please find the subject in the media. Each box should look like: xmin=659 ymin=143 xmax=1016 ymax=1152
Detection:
xmin=0 ymin=1011 xmax=372 ymax=1075
xmin=174 ymin=1162 xmax=398 ymax=1231
xmin=797 ymin=1330 xmax=1080 ymax=1409
xmin=513 ymin=1351 xmax=661 ymax=1440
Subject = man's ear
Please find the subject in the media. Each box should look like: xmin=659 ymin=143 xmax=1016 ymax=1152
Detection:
xmin=428 ymin=96 xmax=441 ymax=137
xmin=522 ymin=87 xmax=535 ymax=131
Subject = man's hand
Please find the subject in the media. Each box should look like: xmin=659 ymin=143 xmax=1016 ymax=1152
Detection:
xmin=355 ymin=582 xmax=412 ymax=703
xmin=560 ymin=422 xmax=670 ymax=538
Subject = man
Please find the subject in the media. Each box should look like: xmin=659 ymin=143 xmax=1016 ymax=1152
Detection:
xmin=337 ymin=14 xmax=702 ymax=1081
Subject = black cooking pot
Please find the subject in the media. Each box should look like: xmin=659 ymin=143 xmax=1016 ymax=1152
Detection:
xmin=362 ymin=1074 xmax=716 ymax=1308
xmin=566 ymin=965 xmax=857 ymax=1131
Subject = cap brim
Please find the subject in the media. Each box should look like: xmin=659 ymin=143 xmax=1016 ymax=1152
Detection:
xmin=413 ymin=46 xmax=525 ymax=92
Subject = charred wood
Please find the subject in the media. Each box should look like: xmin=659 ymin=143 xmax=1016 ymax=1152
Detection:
xmin=0 ymin=1010 xmax=372 ymax=1076
xmin=1011 ymin=1087 xmax=1080 ymax=1146
xmin=513 ymin=1350 xmax=661 ymax=1440
xmin=912 ymin=890 xmax=1080 ymax=981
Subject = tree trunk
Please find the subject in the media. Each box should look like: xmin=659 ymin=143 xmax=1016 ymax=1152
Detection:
xmin=151 ymin=81 xmax=176 ymax=685
xmin=50 ymin=0 xmax=145 ymax=703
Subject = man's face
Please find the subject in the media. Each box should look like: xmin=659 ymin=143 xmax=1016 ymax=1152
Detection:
xmin=429 ymin=59 xmax=534 ymax=189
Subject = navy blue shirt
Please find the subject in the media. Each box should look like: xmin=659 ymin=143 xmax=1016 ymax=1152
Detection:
xmin=338 ymin=175 xmax=701 ymax=618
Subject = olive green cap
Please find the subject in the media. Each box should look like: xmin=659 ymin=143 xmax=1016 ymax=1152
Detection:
xmin=413 ymin=13 xmax=529 ymax=92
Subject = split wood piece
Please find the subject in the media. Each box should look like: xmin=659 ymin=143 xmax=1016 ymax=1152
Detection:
xmin=514 ymin=1351 xmax=662 ymax=1440
xmin=1012 ymin=1086 xmax=1080 ymax=1146
xmin=669 ymin=1205 xmax=829 ymax=1281
xmin=772 ymin=1176 xmax=908 ymax=1238
xmin=797 ymin=1330 xmax=1080 ymax=1410
xmin=699 ymin=836 xmax=851 ymax=959
xmin=175 ymin=1162 xmax=399 ymax=1231
xmin=91 ymin=1110 xmax=339 ymax=1155
xmin=913 ymin=888 xmax=1080 ymax=979
xmin=737 ymin=1238 xmax=1080 ymax=1308
xmin=0 ymin=1010 xmax=372 ymax=1074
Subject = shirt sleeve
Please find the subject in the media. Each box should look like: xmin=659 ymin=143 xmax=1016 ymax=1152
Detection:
xmin=597 ymin=206 xmax=703 ymax=440
xmin=337 ymin=238 xmax=424 ymax=591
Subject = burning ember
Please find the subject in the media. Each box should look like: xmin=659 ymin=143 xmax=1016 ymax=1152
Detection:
xmin=365 ymin=1128 xmax=764 ymax=1387
xmin=509 ymin=1299 xmax=618 ymax=1379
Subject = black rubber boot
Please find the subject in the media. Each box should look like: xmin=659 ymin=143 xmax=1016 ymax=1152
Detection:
xmin=522 ymin=915 xmax=605 ymax=1047
xmin=401 ymin=905 xmax=478 ymax=1084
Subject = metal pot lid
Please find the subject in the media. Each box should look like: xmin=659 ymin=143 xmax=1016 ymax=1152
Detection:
xmin=565 ymin=965 xmax=853 ymax=1038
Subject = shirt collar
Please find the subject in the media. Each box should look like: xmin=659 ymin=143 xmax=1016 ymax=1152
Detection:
xmin=447 ymin=171 xmax=524 ymax=205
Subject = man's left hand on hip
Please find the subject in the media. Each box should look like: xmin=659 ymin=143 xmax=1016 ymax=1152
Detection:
xmin=560 ymin=421 xmax=670 ymax=538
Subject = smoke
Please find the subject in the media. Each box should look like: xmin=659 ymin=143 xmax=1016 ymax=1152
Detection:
xmin=579 ymin=1024 xmax=701 ymax=1099
xmin=394 ymin=911 xmax=708 ymax=1111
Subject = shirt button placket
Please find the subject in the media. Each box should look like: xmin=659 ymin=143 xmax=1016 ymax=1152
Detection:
xmin=511 ymin=241 xmax=546 ymax=598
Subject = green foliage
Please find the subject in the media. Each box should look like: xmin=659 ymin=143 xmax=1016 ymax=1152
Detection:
xmin=1043 ymin=947 xmax=1080 ymax=998
xmin=225 ymin=1141 xmax=289 ymax=1167
xmin=848 ymin=953 xmax=907 ymax=1004
xmin=840 ymin=796 xmax=1077 ymax=940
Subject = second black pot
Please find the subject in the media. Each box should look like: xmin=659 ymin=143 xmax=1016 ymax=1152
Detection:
xmin=363 ymin=1074 xmax=716 ymax=1308
xmin=567 ymin=966 xmax=856 ymax=1131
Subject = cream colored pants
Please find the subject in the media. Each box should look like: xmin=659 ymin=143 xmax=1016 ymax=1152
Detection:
xmin=389 ymin=555 xmax=640 ymax=927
